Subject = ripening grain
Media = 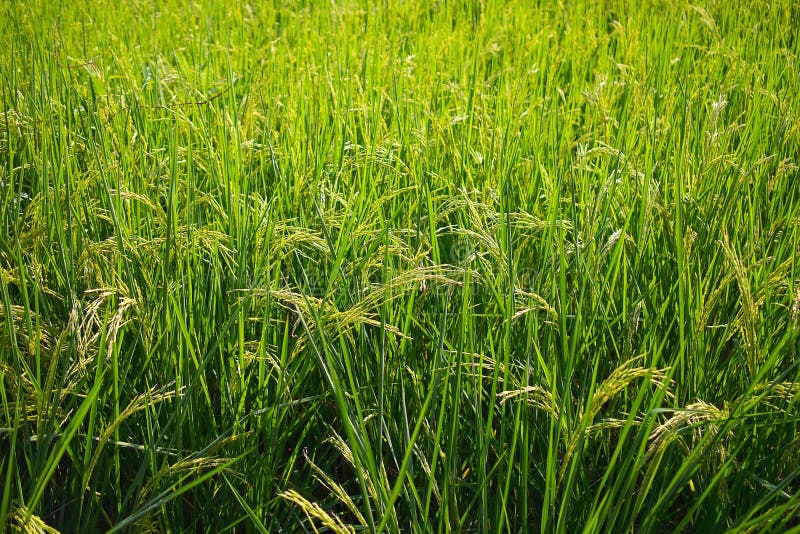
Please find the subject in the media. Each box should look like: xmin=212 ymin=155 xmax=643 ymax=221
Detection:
xmin=1 ymin=1 xmax=799 ymax=532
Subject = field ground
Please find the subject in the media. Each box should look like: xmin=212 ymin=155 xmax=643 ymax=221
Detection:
xmin=2 ymin=0 xmax=800 ymax=532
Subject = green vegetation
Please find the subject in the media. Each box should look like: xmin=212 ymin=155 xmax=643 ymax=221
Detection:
xmin=2 ymin=0 xmax=799 ymax=531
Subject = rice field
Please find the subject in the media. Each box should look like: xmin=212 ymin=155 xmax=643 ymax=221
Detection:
xmin=1 ymin=0 xmax=800 ymax=532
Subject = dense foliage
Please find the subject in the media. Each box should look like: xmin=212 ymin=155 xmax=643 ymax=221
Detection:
xmin=2 ymin=0 xmax=799 ymax=531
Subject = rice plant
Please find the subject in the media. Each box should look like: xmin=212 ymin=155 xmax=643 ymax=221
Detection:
xmin=1 ymin=0 xmax=799 ymax=532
